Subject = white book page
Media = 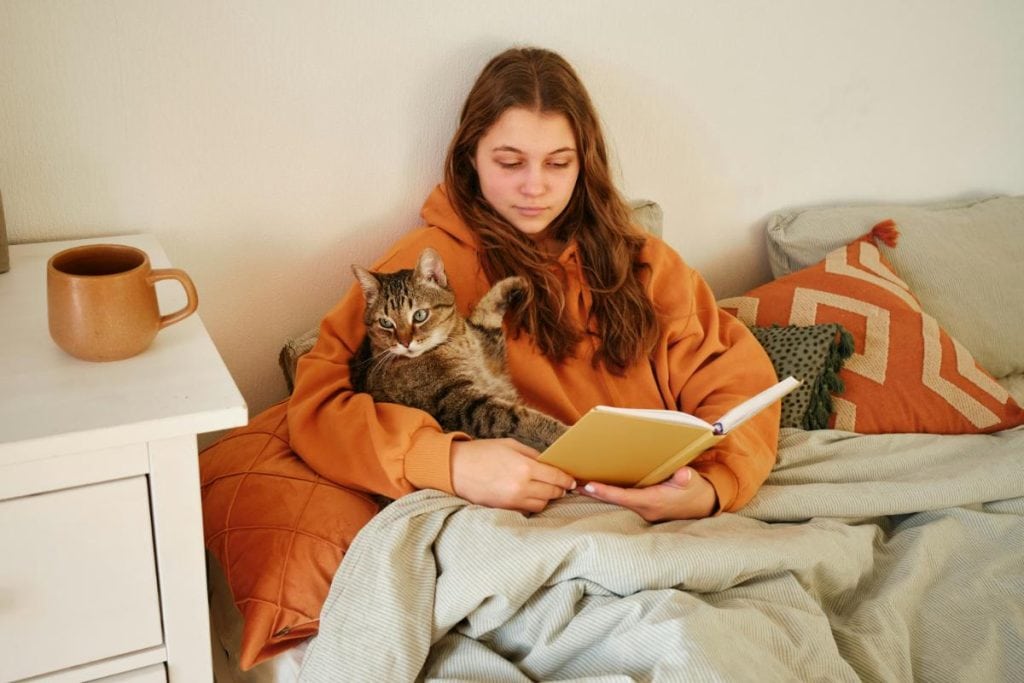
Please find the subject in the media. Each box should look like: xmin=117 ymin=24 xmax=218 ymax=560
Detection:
xmin=716 ymin=376 xmax=801 ymax=434
xmin=593 ymin=405 xmax=712 ymax=430
xmin=592 ymin=376 xmax=800 ymax=435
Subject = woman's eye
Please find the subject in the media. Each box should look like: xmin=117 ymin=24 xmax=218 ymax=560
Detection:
xmin=497 ymin=160 xmax=522 ymax=169
xmin=378 ymin=318 xmax=395 ymax=330
xmin=412 ymin=309 xmax=429 ymax=323
xmin=548 ymin=161 xmax=570 ymax=169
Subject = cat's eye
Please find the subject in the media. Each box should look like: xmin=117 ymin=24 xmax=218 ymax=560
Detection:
xmin=412 ymin=309 xmax=429 ymax=324
xmin=378 ymin=317 xmax=395 ymax=330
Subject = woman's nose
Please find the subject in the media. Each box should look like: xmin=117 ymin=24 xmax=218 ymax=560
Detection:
xmin=520 ymin=165 xmax=546 ymax=196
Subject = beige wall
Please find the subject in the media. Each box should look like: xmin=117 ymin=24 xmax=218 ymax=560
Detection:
xmin=2 ymin=1 xmax=1023 ymax=417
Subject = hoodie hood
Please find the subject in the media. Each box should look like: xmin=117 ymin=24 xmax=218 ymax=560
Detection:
xmin=419 ymin=184 xmax=583 ymax=267
xmin=419 ymin=185 xmax=480 ymax=249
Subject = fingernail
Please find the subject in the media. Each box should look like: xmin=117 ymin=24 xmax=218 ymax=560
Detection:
xmin=571 ymin=480 xmax=577 ymax=490
xmin=584 ymin=483 xmax=595 ymax=494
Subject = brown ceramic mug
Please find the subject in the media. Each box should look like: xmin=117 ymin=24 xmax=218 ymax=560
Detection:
xmin=47 ymin=243 xmax=198 ymax=361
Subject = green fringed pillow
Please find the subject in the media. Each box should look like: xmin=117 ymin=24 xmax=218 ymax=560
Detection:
xmin=749 ymin=323 xmax=854 ymax=429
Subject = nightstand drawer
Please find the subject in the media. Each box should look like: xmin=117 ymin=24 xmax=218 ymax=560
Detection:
xmin=0 ymin=476 xmax=164 ymax=681
xmin=98 ymin=663 xmax=167 ymax=682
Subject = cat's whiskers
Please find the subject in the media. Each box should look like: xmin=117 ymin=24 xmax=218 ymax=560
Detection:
xmin=367 ymin=347 xmax=399 ymax=377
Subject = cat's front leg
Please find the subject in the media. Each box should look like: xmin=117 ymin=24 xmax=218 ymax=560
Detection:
xmin=469 ymin=276 xmax=528 ymax=330
xmin=510 ymin=406 xmax=568 ymax=452
xmin=452 ymin=393 xmax=567 ymax=451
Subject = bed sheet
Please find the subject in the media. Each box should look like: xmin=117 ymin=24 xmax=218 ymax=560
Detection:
xmin=300 ymin=426 xmax=1024 ymax=681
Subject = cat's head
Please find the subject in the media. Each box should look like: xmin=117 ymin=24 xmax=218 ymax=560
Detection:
xmin=352 ymin=248 xmax=458 ymax=359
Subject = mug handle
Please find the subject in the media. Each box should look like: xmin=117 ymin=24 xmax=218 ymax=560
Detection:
xmin=148 ymin=268 xmax=199 ymax=329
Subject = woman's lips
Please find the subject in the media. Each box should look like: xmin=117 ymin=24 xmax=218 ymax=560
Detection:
xmin=515 ymin=206 xmax=546 ymax=217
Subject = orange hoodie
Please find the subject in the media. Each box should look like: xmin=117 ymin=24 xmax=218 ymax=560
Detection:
xmin=288 ymin=186 xmax=780 ymax=512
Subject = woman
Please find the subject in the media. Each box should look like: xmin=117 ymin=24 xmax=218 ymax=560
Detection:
xmin=288 ymin=47 xmax=780 ymax=520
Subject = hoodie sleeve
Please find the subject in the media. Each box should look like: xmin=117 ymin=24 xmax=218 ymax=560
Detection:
xmin=286 ymin=233 xmax=476 ymax=498
xmin=646 ymin=242 xmax=780 ymax=512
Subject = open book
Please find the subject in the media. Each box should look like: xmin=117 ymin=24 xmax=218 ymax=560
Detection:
xmin=537 ymin=376 xmax=800 ymax=487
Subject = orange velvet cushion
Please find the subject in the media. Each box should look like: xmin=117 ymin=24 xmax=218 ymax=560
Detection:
xmin=200 ymin=401 xmax=379 ymax=669
xmin=718 ymin=223 xmax=1024 ymax=434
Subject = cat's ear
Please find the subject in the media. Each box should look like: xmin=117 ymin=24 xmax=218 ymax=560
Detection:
xmin=415 ymin=248 xmax=448 ymax=288
xmin=351 ymin=265 xmax=380 ymax=306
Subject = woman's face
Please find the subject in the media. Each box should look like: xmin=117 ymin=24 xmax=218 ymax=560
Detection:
xmin=473 ymin=107 xmax=580 ymax=236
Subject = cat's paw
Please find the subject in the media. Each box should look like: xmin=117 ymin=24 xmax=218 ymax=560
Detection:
xmin=526 ymin=418 xmax=568 ymax=451
xmin=472 ymin=276 xmax=530 ymax=326
xmin=545 ymin=420 xmax=568 ymax=444
xmin=494 ymin=276 xmax=529 ymax=310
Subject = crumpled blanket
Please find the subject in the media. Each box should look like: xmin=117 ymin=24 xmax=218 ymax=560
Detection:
xmin=300 ymin=427 xmax=1024 ymax=682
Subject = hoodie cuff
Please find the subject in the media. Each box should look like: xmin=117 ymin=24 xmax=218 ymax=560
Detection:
xmin=404 ymin=430 xmax=465 ymax=494
xmin=690 ymin=460 xmax=738 ymax=514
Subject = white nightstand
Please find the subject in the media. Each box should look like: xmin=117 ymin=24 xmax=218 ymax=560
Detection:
xmin=0 ymin=235 xmax=247 ymax=682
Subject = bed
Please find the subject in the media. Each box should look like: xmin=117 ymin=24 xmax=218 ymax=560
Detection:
xmin=201 ymin=194 xmax=1024 ymax=681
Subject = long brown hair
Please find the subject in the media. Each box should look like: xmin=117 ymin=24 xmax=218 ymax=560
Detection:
xmin=444 ymin=47 xmax=658 ymax=374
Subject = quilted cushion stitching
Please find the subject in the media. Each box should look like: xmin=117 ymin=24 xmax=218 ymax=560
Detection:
xmin=204 ymin=469 xmax=324 ymax=487
xmin=223 ymin=408 xmax=290 ymax=605
xmin=271 ymin=458 xmax=320 ymax=633
xmin=206 ymin=523 xmax=349 ymax=548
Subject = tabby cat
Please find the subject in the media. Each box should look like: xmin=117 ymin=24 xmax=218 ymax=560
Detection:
xmin=350 ymin=247 xmax=567 ymax=451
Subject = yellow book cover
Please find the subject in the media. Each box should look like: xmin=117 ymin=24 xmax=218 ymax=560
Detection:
xmin=537 ymin=377 xmax=800 ymax=487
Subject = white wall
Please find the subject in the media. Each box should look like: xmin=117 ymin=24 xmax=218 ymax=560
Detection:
xmin=2 ymin=1 xmax=1023 ymax=418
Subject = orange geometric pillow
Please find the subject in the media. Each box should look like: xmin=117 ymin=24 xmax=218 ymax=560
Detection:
xmin=719 ymin=222 xmax=1024 ymax=434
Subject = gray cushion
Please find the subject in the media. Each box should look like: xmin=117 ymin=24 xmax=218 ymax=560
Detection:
xmin=628 ymin=198 xmax=663 ymax=239
xmin=765 ymin=195 xmax=1024 ymax=378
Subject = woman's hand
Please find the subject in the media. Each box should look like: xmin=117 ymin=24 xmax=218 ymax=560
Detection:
xmin=450 ymin=438 xmax=577 ymax=514
xmin=580 ymin=467 xmax=717 ymax=522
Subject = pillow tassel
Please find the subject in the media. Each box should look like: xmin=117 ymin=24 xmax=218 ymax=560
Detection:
xmin=802 ymin=326 xmax=855 ymax=430
xmin=870 ymin=219 xmax=900 ymax=247
xmin=836 ymin=326 xmax=855 ymax=359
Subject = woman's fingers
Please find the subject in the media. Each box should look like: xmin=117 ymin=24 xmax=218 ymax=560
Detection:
xmin=580 ymin=467 xmax=716 ymax=521
xmin=451 ymin=438 xmax=576 ymax=513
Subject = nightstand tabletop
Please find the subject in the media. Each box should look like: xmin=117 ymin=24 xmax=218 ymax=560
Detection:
xmin=0 ymin=234 xmax=247 ymax=464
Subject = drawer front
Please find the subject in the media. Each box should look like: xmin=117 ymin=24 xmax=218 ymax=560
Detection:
xmin=0 ymin=443 xmax=150 ymax=502
xmin=97 ymin=663 xmax=167 ymax=682
xmin=0 ymin=477 xmax=164 ymax=681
